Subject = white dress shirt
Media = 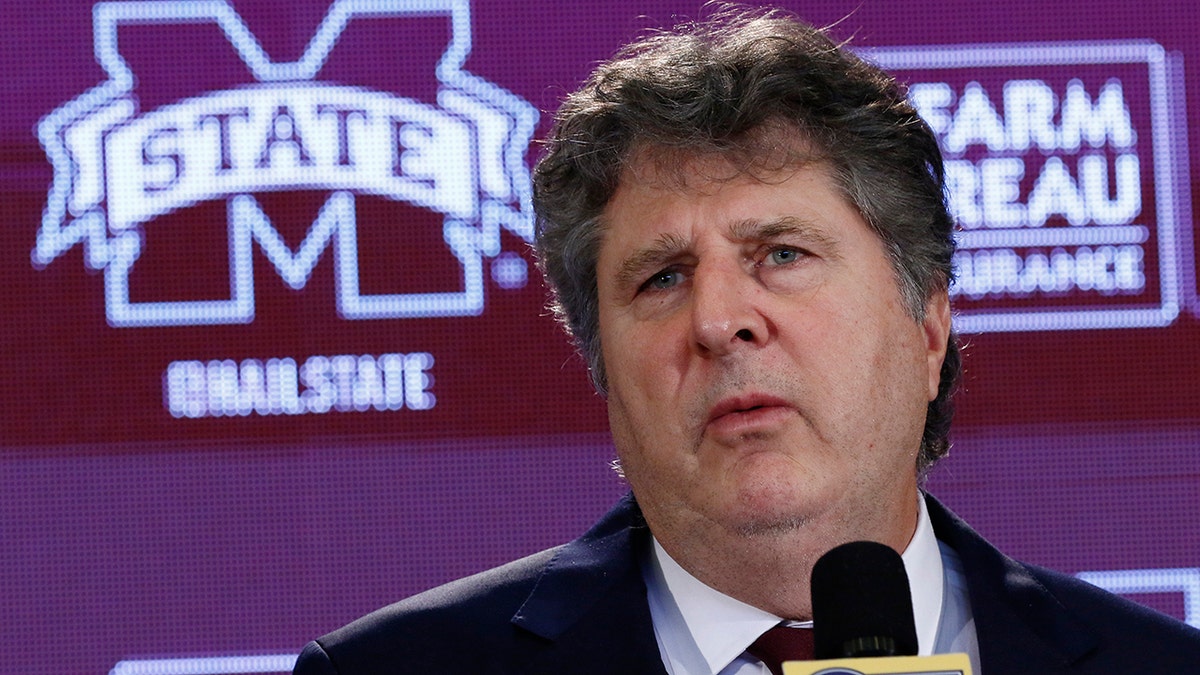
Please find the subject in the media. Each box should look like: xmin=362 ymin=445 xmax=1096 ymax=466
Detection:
xmin=641 ymin=496 xmax=981 ymax=674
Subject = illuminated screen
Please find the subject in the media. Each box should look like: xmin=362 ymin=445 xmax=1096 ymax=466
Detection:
xmin=2 ymin=2 xmax=1198 ymax=673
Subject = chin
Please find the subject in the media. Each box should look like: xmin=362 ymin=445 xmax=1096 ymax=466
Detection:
xmin=729 ymin=512 xmax=812 ymax=538
xmin=719 ymin=485 xmax=822 ymax=538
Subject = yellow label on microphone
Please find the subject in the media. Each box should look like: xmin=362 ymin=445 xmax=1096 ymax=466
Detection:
xmin=782 ymin=652 xmax=973 ymax=675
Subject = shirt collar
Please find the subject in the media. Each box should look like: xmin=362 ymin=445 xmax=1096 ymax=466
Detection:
xmin=905 ymin=494 xmax=945 ymax=655
xmin=646 ymin=495 xmax=944 ymax=673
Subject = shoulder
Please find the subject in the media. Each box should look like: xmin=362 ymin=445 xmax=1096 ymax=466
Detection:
xmin=297 ymin=546 xmax=562 ymax=674
xmin=1024 ymin=562 xmax=1200 ymax=654
xmin=294 ymin=495 xmax=653 ymax=675
xmin=340 ymin=545 xmax=561 ymax=640
xmin=926 ymin=493 xmax=1200 ymax=671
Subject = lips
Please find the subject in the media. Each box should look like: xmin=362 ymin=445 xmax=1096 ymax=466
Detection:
xmin=706 ymin=393 xmax=794 ymax=432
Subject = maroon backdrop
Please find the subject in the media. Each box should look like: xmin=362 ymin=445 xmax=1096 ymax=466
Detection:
xmin=2 ymin=2 xmax=1198 ymax=673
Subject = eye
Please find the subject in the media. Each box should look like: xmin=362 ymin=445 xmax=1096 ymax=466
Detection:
xmin=765 ymin=247 xmax=803 ymax=265
xmin=640 ymin=268 xmax=683 ymax=292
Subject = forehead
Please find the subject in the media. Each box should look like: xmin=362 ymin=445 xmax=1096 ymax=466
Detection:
xmin=597 ymin=150 xmax=883 ymax=285
xmin=602 ymin=147 xmax=850 ymax=238
xmin=618 ymin=129 xmax=826 ymax=192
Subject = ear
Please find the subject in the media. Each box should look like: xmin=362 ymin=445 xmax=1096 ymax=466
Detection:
xmin=921 ymin=290 xmax=952 ymax=402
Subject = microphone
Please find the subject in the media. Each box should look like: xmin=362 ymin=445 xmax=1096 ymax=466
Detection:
xmin=811 ymin=540 xmax=918 ymax=659
xmin=771 ymin=540 xmax=974 ymax=674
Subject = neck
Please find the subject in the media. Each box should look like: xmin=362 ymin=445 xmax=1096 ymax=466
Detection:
xmin=645 ymin=494 xmax=920 ymax=619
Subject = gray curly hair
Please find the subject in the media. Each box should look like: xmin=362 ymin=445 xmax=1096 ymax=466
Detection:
xmin=531 ymin=7 xmax=960 ymax=471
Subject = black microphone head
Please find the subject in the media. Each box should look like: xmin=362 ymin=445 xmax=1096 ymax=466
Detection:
xmin=811 ymin=540 xmax=919 ymax=659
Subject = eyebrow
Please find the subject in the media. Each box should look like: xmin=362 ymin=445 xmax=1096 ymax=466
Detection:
xmin=728 ymin=216 xmax=840 ymax=253
xmin=613 ymin=232 xmax=690 ymax=292
xmin=611 ymin=215 xmax=843 ymax=291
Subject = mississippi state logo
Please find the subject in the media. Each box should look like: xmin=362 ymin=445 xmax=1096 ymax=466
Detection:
xmin=33 ymin=0 xmax=537 ymax=327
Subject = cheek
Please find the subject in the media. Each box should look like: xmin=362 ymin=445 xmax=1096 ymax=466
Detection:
xmin=605 ymin=393 xmax=637 ymax=463
xmin=603 ymin=318 xmax=684 ymax=396
xmin=604 ymin=354 xmax=695 ymax=469
xmin=606 ymin=389 xmax=674 ymax=498
xmin=600 ymin=320 xmax=691 ymax=466
xmin=808 ymin=307 xmax=929 ymax=435
xmin=604 ymin=348 xmax=664 ymax=443
xmin=863 ymin=326 xmax=935 ymax=450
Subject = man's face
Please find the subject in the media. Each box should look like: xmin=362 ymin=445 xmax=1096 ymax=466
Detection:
xmin=595 ymin=154 xmax=950 ymax=556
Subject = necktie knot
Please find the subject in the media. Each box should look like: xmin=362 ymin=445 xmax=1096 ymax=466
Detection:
xmin=747 ymin=625 xmax=814 ymax=675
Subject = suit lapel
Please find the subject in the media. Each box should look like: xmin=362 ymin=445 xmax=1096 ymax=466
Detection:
xmin=511 ymin=494 xmax=668 ymax=674
xmin=925 ymin=494 xmax=1099 ymax=673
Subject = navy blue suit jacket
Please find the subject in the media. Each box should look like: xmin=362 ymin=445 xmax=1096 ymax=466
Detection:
xmin=295 ymin=494 xmax=1200 ymax=673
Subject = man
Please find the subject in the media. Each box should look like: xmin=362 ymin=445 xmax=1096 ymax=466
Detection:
xmin=294 ymin=8 xmax=1200 ymax=674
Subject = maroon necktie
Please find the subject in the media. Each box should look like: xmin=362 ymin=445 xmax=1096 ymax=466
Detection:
xmin=747 ymin=625 xmax=815 ymax=675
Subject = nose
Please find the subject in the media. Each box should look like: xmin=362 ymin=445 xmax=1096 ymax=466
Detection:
xmin=690 ymin=260 xmax=768 ymax=356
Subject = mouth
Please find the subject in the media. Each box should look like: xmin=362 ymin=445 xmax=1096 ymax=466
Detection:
xmin=706 ymin=394 xmax=793 ymax=428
